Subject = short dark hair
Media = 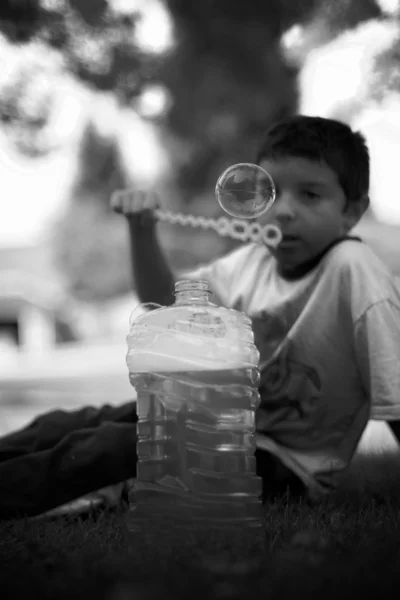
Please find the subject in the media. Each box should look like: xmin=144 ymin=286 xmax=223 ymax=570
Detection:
xmin=256 ymin=115 xmax=370 ymax=204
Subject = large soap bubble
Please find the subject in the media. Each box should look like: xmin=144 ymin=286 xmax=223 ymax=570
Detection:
xmin=215 ymin=163 xmax=276 ymax=219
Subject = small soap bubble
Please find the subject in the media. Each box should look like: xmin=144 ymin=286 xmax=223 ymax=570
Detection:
xmin=215 ymin=163 xmax=276 ymax=219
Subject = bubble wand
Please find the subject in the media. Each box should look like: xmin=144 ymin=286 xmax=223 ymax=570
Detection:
xmin=111 ymin=163 xmax=282 ymax=248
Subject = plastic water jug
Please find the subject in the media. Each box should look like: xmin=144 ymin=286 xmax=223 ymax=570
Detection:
xmin=126 ymin=279 xmax=263 ymax=527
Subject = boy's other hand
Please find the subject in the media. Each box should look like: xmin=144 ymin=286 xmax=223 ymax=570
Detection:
xmin=110 ymin=188 xmax=160 ymax=226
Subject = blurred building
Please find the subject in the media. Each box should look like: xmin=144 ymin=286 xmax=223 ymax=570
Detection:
xmin=0 ymin=239 xmax=134 ymax=439
xmin=0 ymin=240 xmax=80 ymax=355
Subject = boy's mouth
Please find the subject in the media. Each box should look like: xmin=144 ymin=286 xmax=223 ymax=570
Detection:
xmin=279 ymin=234 xmax=300 ymax=245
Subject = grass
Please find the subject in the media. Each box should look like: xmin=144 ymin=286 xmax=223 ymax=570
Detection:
xmin=2 ymin=451 xmax=400 ymax=600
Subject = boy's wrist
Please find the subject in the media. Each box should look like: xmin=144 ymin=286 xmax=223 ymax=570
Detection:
xmin=126 ymin=210 xmax=157 ymax=231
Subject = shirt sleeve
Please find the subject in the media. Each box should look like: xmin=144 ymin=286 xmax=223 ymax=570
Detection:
xmin=179 ymin=256 xmax=237 ymax=308
xmin=354 ymin=299 xmax=400 ymax=420
xmin=178 ymin=244 xmax=253 ymax=309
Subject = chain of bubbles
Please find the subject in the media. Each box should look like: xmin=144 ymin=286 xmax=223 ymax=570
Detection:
xmin=153 ymin=208 xmax=276 ymax=245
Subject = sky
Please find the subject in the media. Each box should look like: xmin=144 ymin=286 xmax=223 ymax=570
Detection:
xmin=1 ymin=1 xmax=400 ymax=249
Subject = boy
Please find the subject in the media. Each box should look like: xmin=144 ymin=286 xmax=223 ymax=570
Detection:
xmin=123 ymin=115 xmax=400 ymax=501
xmin=1 ymin=115 xmax=399 ymax=517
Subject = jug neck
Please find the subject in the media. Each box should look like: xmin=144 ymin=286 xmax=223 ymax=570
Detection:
xmin=174 ymin=280 xmax=212 ymax=305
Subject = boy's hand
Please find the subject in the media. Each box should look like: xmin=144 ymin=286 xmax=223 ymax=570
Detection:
xmin=110 ymin=188 xmax=160 ymax=226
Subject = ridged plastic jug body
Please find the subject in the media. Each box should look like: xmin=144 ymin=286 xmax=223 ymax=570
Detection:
xmin=126 ymin=280 xmax=262 ymax=526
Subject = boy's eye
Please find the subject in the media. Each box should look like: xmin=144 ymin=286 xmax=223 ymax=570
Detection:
xmin=301 ymin=190 xmax=320 ymax=200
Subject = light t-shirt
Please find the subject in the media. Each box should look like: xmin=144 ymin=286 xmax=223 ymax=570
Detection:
xmin=185 ymin=239 xmax=400 ymax=498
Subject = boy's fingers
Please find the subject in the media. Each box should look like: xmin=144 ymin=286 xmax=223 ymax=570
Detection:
xmin=110 ymin=189 xmax=159 ymax=215
xmin=110 ymin=189 xmax=138 ymax=213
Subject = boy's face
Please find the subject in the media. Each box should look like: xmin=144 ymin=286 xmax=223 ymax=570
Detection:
xmin=258 ymin=156 xmax=361 ymax=271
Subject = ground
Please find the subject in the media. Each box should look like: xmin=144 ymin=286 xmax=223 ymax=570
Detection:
xmin=2 ymin=452 xmax=400 ymax=600
xmin=1 ymin=348 xmax=400 ymax=599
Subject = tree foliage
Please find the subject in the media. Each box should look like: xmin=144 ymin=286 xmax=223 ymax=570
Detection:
xmin=53 ymin=121 xmax=134 ymax=301
xmin=0 ymin=0 xmax=392 ymax=301
xmin=0 ymin=0 xmax=152 ymax=101
xmin=54 ymin=195 xmax=133 ymax=302
xmin=0 ymin=0 xmax=385 ymax=188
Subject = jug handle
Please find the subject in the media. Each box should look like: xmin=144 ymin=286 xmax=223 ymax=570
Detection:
xmin=129 ymin=302 xmax=162 ymax=328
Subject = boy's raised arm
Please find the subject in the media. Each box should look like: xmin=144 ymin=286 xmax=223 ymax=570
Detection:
xmin=111 ymin=189 xmax=175 ymax=306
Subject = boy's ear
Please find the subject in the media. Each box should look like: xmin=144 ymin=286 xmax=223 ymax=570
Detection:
xmin=343 ymin=194 xmax=370 ymax=230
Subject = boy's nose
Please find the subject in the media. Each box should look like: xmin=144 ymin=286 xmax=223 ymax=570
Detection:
xmin=272 ymin=191 xmax=296 ymax=222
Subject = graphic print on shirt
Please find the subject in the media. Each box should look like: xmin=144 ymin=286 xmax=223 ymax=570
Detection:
xmin=256 ymin=336 xmax=323 ymax=434
xmin=251 ymin=310 xmax=290 ymax=364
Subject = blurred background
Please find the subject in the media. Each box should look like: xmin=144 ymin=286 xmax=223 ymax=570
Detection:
xmin=0 ymin=0 xmax=400 ymax=453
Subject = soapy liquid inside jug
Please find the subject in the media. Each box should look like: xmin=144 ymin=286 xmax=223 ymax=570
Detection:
xmin=127 ymin=281 xmax=263 ymax=526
